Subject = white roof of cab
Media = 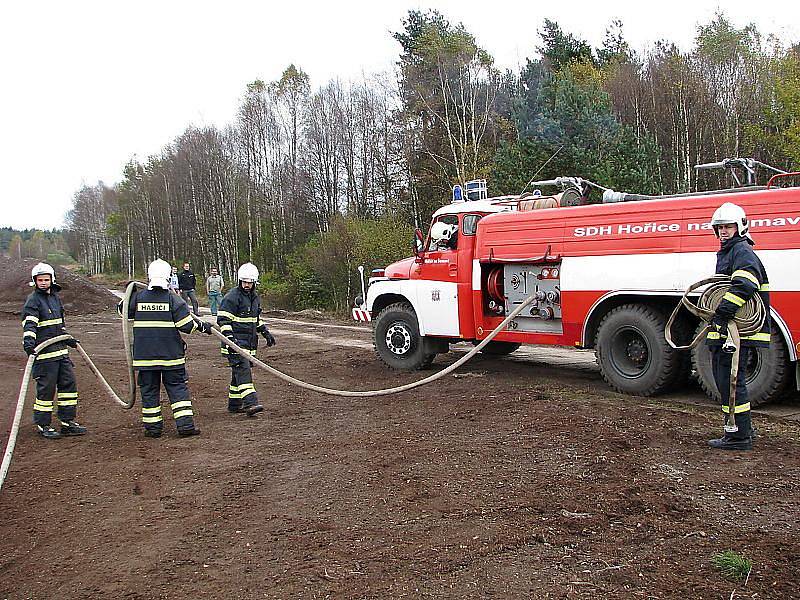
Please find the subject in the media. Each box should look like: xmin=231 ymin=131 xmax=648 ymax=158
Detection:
xmin=432 ymin=196 xmax=519 ymax=218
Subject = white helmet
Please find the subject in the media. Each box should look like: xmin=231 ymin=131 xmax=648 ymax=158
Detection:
xmin=237 ymin=262 xmax=259 ymax=284
xmin=711 ymin=202 xmax=751 ymax=240
xmin=147 ymin=259 xmax=172 ymax=290
xmin=430 ymin=221 xmax=458 ymax=244
xmin=30 ymin=262 xmax=55 ymax=286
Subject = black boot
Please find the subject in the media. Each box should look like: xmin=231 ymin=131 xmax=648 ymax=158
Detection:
xmin=177 ymin=426 xmax=201 ymax=437
xmin=244 ymin=403 xmax=263 ymax=417
xmin=708 ymin=412 xmax=753 ymax=451
xmin=708 ymin=434 xmax=752 ymax=451
xmin=60 ymin=421 xmax=87 ymax=436
xmin=37 ymin=424 xmax=62 ymax=439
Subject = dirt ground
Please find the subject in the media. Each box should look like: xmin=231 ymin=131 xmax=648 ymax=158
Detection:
xmin=0 ymin=256 xmax=118 ymax=317
xmin=1 ymin=307 xmax=799 ymax=599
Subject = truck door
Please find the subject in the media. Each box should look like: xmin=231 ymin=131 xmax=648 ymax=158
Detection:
xmin=414 ymin=215 xmax=462 ymax=336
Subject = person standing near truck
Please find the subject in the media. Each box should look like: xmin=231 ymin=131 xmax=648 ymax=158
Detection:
xmin=206 ymin=267 xmax=224 ymax=316
xmin=706 ymin=202 xmax=770 ymax=451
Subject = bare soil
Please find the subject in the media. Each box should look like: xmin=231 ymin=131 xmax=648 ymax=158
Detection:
xmin=0 ymin=291 xmax=799 ymax=598
xmin=0 ymin=256 xmax=118 ymax=316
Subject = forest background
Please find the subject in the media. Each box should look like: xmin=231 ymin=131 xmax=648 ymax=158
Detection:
xmin=9 ymin=10 xmax=800 ymax=312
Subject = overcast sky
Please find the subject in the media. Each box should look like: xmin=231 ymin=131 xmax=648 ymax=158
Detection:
xmin=1 ymin=0 xmax=798 ymax=230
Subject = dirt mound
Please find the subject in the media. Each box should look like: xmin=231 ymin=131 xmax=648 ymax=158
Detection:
xmin=0 ymin=256 xmax=118 ymax=316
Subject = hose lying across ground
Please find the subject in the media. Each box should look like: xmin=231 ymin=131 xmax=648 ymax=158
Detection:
xmin=3 ymin=282 xmax=536 ymax=491
xmin=665 ymin=275 xmax=766 ymax=432
xmin=211 ymin=292 xmax=538 ymax=397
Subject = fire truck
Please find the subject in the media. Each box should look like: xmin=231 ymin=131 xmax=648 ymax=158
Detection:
xmin=353 ymin=160 xmax=800 ymax=405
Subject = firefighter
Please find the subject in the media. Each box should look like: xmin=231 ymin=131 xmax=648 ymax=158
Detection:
xmin=217 ymin=262 xmax=276 ymax=417
xmin=430 ymin=221 xmax=458 ymax=250
xmin=122 ymin=259 xmax=212 ymax=438
xmin=707 ymin=202 xmax=770 ymax=451
xmin=22 ymin=263 xmax=87 ymax=439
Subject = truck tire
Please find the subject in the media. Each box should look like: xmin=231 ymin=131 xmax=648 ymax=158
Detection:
xmin=595 ymin=304 xmax=681 ymax=396
xmin=691 ymin=324 xmax=790 ymax=407
xmin=373 ymin=303 xmax=435 ymax=371
xmin=474 ymin=340 xmax=521 ymax=355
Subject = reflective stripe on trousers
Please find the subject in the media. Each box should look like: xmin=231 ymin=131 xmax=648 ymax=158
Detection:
xmin=227 ymin=353 xmax=258 ymax=410
xmin=137 ymin=367 xmax=195 ymax=432
xmin=31 ymin=358 xmax=78 ymax=426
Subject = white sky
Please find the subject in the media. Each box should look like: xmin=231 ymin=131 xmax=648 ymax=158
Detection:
xmin=1 ymin=0 xmax=798 ymax=230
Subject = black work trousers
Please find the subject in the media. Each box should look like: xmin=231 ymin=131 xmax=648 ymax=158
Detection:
xmin=226 ymin=353 xmax=258 ymax=411
xmin=32 ymin=357 xmax=78 ymax=426
xmin=710 ymin=345 xmax=752 ymax=437
xmin=137 ymin=367 xmax=195 ymax=434
xmin=180 ymin=290 xmax=199 ymax=315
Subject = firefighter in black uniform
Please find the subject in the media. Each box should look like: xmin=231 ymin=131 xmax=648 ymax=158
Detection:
xmin=121 ymin=259 xmax=212 ymax=438
xmin=707 ymin=202 xmax=770 ymax=451
xmin=217 ymin=262 xmax=276 ymax=416
xmin=22 ymin=263 xmax=87 ymax=439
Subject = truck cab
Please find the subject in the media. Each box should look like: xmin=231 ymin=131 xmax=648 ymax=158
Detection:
xmin=362 ymin=185 xmax=514 ymax=369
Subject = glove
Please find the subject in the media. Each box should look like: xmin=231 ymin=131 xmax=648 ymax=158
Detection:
xmin=24 ymin=343 xmax=36 ymax=356
xmin=711 ymin=314 xmax=728 ymax=335
xmin=198 ymin=321 xmax=213 ymax=335
xmin=65 ymin=338 xmax=79 ymax=348
xmin=257 ymin=325 xmax=276 ymax=347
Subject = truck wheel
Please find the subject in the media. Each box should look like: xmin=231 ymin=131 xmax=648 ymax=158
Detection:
xmin=595 ymin=304 xmax=681 ymax=396
xmin=373 ymin=303 xmax=435 ymax=371
xmin=474 ymin=340 xmax=521 ymax=355
xmin=691 ymin=324 xmax=790 ymax=406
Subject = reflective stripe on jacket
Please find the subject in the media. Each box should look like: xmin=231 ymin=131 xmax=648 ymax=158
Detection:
xmin=217 ymin=285 xmax=264 ymax=354
xmin=121 ymin=288 xmax=198 ymax=369
xmin=22 ymin=286 xmax=70 ymax=362
xmin=707 ymin=235 xmax=771 ymax=348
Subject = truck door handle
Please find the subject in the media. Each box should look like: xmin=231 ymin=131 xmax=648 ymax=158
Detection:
xmin=449 ymin=263 xmax=458 ymax=276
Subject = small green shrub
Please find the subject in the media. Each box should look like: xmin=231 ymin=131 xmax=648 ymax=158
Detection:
xmin=712 ymin=550 xmax=752 ymax=581
xmin=258 ymin=270 xmax=295 ymax=310
xmin=47 ymin=252 xmax=77 ymax=266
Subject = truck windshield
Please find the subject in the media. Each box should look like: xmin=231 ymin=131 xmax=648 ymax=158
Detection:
xmin=428 ymin=215 xmax=459 ymax=251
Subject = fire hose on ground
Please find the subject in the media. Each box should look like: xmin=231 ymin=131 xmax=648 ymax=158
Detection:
xmin=204 ymin=291 xmax=538 ymax=397
xmin=665 ymin=275 xmax=766 ymax=433
xmin=2 ymin=283 xmax=538 ymax=491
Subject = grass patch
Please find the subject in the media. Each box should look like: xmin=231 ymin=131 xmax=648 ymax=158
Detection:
xmin=712 ymin=550 xmax=752 ymax=581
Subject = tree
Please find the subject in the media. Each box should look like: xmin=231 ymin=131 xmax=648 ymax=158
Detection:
xmin=9 ymin=234 xmax=22 ymax=261
xmin=597 ymin=19 xmax=633 ymax=66
xmin=394 ymin=9 xmax=508 ymax=223
xmin=537 ymin=19 xmax=595 ymax=72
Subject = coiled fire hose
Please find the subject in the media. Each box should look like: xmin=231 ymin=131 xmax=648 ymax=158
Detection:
xmin=665 ymin=275 xmax=766 ymax=433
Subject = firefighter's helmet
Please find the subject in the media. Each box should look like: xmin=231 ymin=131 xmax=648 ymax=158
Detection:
xmin=430 ymin=221 xmax=458 ymax=246
xmin=711 ymin=202 xmax=751 ymax=240
xmin=30 ymin=262 xmax=55 ymax=286
xmin=237 ymin=262 xmax=259 ymax=284
xmin=147 ymin=259 xmax=172 ymax=289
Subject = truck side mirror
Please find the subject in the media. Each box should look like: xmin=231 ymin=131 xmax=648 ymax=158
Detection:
xmin=413 ymin=228 xmax=425 ymax=257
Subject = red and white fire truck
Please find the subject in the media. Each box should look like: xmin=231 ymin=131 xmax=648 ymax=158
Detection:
xmin=353 ymin=161 xmax=800 ymax=404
